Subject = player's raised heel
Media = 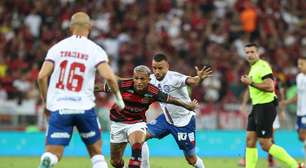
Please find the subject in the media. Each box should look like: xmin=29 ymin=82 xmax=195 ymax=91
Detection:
xmin=39 ymin=156 xmax=52 ymax=168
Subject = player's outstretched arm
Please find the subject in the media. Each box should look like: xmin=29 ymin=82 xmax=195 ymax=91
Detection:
xmin=186 ymin=66 xmax=213 ymax=86
xmin=37 ymin=61 xmax=54 ymax=102
xmin=166 ymin=96 xmax=198 ymax=111
xmin=97 ymin=62 xmax=125 ymax=109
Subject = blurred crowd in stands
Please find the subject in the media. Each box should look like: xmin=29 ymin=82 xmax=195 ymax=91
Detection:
xmin=0 ymin=0 xmax=305 ymax=130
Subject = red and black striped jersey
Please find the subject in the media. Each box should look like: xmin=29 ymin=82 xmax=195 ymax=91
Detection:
xmin=110 ymin=79 xmax=169 ymax=123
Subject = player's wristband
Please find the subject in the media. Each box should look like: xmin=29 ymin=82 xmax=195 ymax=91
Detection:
xmin=114 ymin=91 xmax=125 ymax=109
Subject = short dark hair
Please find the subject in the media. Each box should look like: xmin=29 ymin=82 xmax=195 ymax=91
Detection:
xmin=153 ymin=53 xmax=168 ymax=62
xmin=244 ymin=43 xmax=258 ymax=48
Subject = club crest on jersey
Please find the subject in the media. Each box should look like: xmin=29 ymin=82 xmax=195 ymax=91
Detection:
xmin=163 ymin=85 xmax=170 ymax=93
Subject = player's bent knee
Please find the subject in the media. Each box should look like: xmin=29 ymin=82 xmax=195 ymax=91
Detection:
xmin=298 ymin=132 xmax=306 ymax=142
xmin=259 ymin=140 xmax=272 ymax=152
xmin=86 ymin=141 xmax=102 ymax=157
xmin=246 ymin=137 xmax=256 ymax=147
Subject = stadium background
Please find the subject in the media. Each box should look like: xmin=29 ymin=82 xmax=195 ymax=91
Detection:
xmin=0 ymin=0 xmax=305 ymax=167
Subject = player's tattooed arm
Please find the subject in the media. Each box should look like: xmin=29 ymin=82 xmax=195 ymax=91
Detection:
xmin=186 ymin=65 xmax=213 ymax=86
xmin=166 ymin=96 xmax=198 ymax=111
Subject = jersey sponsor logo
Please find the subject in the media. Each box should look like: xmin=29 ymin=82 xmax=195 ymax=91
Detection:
xmin=177 ymin=132 xmax=187 ymax=141
xmin=80 ymin=131 xmax=96 ymax=138
xmin=50 ymin=132 xmax=70 ymax=138
xmin=57 ymin=96 xmax=82 ymax=102
xmin=127 ymin=89 xmax=135 ymax=93
xmin=123 ymin=92 xmax=151 ymax=104
xmin=125 ymin=106 xmax=146 ymax=113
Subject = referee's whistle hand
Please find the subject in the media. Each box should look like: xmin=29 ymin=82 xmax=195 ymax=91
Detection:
xmin=240 ymin=75 xmax=251 ymax=85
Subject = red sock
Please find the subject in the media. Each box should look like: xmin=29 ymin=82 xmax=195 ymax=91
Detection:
xmin=128 ymin=143 xmax=142 ymax=168
xmin=128 ymin=159 xmax=141 ymax=168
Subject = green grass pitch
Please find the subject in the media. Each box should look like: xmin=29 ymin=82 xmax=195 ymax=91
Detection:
xmin=0 ymin=157 xmax=291 ymax=168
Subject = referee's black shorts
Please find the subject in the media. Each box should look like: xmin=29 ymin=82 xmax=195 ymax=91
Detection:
xmin=247 ymin=100 xmax=277 ymax=138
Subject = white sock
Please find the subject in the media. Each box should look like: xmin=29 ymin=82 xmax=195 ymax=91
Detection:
xmin=141 ymin=142 xmax=150 ymax=168
xmin=194 ymin=156 xmax=205 ymax=168
xmin=40 ymin=152 xmax=58 ymax=166
xmin=91 ymin=155 xmax=108 ymax=168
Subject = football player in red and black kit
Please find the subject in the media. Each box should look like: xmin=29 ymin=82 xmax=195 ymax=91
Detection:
xmin=97 ymin=65 xmax=198 ymax=168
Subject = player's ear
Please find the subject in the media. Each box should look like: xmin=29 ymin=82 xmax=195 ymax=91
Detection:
xmin=166 ymin=62 xmax=169 ymax=69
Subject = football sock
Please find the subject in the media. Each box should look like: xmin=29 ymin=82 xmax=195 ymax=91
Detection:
xmin=193 ymin=156 xmax=205 ymax=168
xmin=129 ymin=143 xmax=142 ymax=168
xmin=111 ymin=159 xmax=124 ymax=168
xmin=39 ymin=152 xmax=58 ymax=167
xmin=268 ymin=153 xmax=274 ymax=166
xmin=141 ymin=142 xmax=150 ymax=168
xmin=268 ymin=137 xmax=275 ymax=166
xmin=269 ymin=144 xmax=298 ymax=168
xmin=246 ymin=147 xmax=258 ymax=168
xmin=304 ymin=140 xmax=306 ymax=165
xmin=91 ymin=155 xmax=108 ymax=168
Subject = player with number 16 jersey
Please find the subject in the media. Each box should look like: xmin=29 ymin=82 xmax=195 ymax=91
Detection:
xmin=45 ymin=35 xmax=108 ymax=111
xmin=37 ymin=12 xmax=124 ymax=168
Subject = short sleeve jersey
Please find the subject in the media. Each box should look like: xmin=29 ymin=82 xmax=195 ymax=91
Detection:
xmin=248 ymin=59 xmax=276 ymax=105
xmin=110 ymin=79 xmax=169 ymax=123
xmin=150 ymin=71 xmax=195 ymax=127
xmin=45 ymin=35 xmax=108 ymax=111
